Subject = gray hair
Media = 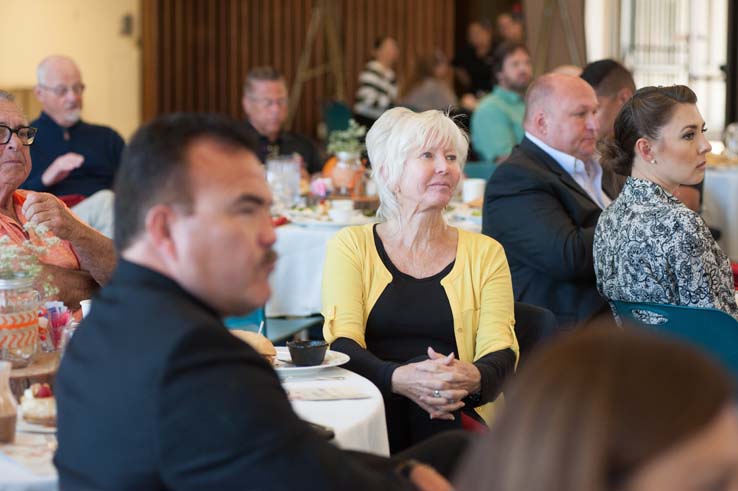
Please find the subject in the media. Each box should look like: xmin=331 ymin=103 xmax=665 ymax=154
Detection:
xmin=36 ymin=55 xmax=80 ymax=85
xmin=0 ymin=91 xmax=27 ymax=120
xmin=0 ymin=90 xmax=15 ymax=103
xmin=366 ymin=107 xmax=469 ymax=222
xmin=243 ymin=66 xmax=286 ymax=96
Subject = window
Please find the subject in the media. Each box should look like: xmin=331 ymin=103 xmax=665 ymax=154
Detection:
xmin=620 ymin=0 xmax=728 ymax=136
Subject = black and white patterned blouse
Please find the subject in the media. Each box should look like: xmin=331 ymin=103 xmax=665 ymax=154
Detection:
xmin=594 ymin=177 xmax=738 ymax=320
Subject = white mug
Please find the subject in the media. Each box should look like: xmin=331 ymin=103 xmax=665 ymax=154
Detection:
xmin=80 ymin=299 xmax=92 ymax=318
xmin=462 ymin=178 xmax=486 ymax=203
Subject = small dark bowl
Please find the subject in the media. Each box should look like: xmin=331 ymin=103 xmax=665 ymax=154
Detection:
xmin=286 ymin=340 xmax=329 ymax=366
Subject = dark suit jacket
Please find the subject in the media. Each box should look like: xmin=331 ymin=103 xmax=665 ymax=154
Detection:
xmin=482 ymin=137 xmax=610 ymax=328
xmin=54 ymin=260 xmax=415 ymax=491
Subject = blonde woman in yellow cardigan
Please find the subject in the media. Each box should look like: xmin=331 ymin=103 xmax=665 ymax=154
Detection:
xmin=322 ymin=107 xmax=518 ymax=453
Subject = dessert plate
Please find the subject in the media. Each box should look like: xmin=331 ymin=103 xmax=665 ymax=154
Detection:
xmin=16 ymin=408 xmax=56 ymax=434
xmin=273 ymin=347 xmax=349 ymax=376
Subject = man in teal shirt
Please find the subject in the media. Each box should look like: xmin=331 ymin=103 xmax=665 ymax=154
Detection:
xmin=471 ymin=42 xmax=531 ymax=162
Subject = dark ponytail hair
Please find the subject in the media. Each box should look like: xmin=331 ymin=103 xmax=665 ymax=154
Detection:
xmin=598 ymin=85 xmax=697 ymax=176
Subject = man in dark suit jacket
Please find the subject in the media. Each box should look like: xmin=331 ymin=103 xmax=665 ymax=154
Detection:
xmin=483 ymin=73 xmax=612 ymax=328
xmin=54 ymin=113 xmax=465 ymax=490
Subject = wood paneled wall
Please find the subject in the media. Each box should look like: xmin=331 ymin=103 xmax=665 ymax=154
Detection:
xmin=141 ymin=0 xmax=455 ymax=138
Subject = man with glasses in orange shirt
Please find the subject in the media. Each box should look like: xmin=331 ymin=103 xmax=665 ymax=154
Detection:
xmin=0 ymin=91 xmax=115 ymax=308
xmin=242 ymin=66 xmax=322 ymax=175
xmin=24 ymin=55 xmax=124 ymax=237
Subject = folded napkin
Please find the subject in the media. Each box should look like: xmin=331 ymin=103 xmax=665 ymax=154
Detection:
xmin=286 ymin=387 xmax=370 ymax=401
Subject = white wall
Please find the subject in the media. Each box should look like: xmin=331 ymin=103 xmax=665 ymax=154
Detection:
xmin=0 ymin=0 xmax=141 ymax=139
xmin=585 ymin=0 xmax=621 ymax=62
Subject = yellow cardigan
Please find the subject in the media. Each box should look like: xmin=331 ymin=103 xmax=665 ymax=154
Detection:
xmin=321 ymin=224 xmax=518 ymax=423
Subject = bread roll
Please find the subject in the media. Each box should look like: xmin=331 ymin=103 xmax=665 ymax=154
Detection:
xmin=231 ymin=331 xmax=276 ymax=366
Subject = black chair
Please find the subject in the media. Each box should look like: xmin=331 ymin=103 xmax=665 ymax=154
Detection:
xmin=513 ymin=302 xmax=557 ymax=367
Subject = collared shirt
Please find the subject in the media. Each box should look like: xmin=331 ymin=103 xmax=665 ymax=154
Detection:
xmin=244 ymin=122 xmax=322 ymax=175
xmin=471 ymin=86 xmax=525 ymax=162
xmin=25 ymin=112 xmax=125 ymax=197
xmin=0 ymin=190 xmax=80 ymax=271
xmin=525 ymin=131 xmax=611 ymax=209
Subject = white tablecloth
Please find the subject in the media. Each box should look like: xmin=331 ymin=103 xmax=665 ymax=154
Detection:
xmin=704 ymin=166 xmax=738 ymax=261
xmin=284 ymin=366 xmax=389 ymax=456
xmin=0 ymin=432 xmax=57 ymax=491
xmin=266 ymin=224 xmax=339 ymax=317
xmin=0 ymin=368 xmax=388 ymax=490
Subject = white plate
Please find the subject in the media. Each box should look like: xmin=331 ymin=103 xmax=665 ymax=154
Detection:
xmin=16 ymin=408 xmax=56 ymax=434
xmin=288 ymin=215 xmax=375 ymax=229
xmin=274 ymin=347 xmax=350 ymax=376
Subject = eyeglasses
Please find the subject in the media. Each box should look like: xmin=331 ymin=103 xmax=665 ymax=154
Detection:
xmin=0 ymin=125 xmax=38 ymax=146
xmin=39 ymin=83 xmax=86 ymax=98
xmin=248 ymin=96 xmax=288 ymax=109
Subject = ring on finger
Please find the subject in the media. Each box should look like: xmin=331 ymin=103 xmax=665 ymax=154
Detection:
xmin=433 ymin=389 xmax=441 ymax=398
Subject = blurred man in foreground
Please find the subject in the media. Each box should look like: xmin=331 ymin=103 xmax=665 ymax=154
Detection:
xmin=55 ymin=112 xmax=467 ymax=491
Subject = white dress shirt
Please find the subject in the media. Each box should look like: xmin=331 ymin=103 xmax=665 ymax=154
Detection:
xmin=525 ymin=132 xmax=611 ymax=209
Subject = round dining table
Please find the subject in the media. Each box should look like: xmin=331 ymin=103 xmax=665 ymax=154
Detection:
xmin=0 ymin=366 xmax=388 ymax=491
xmin=283 ymin=366 xmax=389 ymax=456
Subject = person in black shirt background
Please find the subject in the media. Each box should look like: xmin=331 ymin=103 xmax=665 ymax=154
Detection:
xmin=452 ymin=20 xmax=496 ymax=105
xmin=242 ymin=66 xmax=322 ymax=175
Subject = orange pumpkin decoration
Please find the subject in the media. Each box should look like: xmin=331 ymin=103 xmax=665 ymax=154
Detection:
xmin=322 ymin=156 xmax=338 ymax=178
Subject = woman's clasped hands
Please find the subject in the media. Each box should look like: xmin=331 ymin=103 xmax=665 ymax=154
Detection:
xmin=391 ymin=347 xmax=482 ymax=420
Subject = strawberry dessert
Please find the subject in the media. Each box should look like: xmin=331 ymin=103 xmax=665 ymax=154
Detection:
xmin=20 ymin=383 xmax=57 ymax=427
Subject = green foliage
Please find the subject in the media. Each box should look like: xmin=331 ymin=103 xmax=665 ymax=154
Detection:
xmin=327 ymin=119 xmax=366 ymax=155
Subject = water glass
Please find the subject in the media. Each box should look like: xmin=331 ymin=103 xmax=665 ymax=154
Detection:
xmin=266 ymin=156 xmax=301 ymax=211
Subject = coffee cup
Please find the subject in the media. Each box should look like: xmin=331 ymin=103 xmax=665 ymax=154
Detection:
xmin=463 ymin=178 xmax=486 ymax=203
xmin=80 ymin=299 xmax=91 ymax=318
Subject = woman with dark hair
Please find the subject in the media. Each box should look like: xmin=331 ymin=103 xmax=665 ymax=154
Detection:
xmin=455 ymin=327 xmax=738 ymax=491
xmin=353 ymin=36 xmax=400 ymax=128
xmin=593 ymin=85 xmax=738 ymax=319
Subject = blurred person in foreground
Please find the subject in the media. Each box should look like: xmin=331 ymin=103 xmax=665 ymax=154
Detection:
xmin=55 ymin=111 xmax=468 ymax=491
xmin=0 ymin=90 xmax=115 ymax=308
xmin=323 ymin=107 xmax=518 ymax=453
xmin=483 ymin=74 xmax=612 ymax=328
xmin=456 ymin=327 xmax=738 ymax=491
xmin=471 ymin=42 xmax=532 ymax=163
xmin=594 ymin=85 xmax=738 ymax=320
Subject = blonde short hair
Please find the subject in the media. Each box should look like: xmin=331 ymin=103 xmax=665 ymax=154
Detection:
xmin=366 ymin=108 xmax=469 ymax=221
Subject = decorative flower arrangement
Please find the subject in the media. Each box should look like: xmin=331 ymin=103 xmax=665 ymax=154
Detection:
xmin=0 ymin=222 xmax=60 ymax=299
xmin=327 ymin=119 xmax=367 ymax=156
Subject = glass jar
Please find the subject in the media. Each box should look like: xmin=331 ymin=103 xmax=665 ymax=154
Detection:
xmin=0 ymin=277 xmax=40 ymax=368
xmin=0 ymin=361 xmax=17 ymax=443
xmin=332 ymin=151 xmax=361 ymax=196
